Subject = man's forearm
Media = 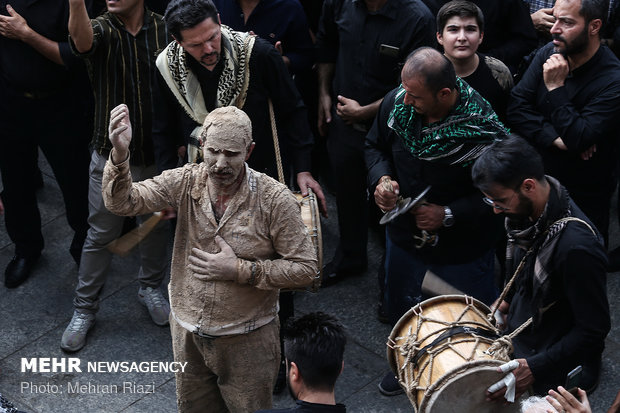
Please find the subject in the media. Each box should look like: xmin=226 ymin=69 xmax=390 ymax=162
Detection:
xmin=68 ymin=0 xmax=93 ymax=53
xmin=317 ymin=62 xmax=335 ymax=97
xmin=23 ymin=30 xmax=64 ymax=65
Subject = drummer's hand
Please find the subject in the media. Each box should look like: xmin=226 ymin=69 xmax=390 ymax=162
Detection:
xmin=490 ymin=300 xmax=510 ymax=330
xmin=412 ymin=203 xmax=443 ymax=231
xmin=486 ymin=359 xmax=534 ymax=403
xmin=374 ymin=175 xmax=399 ymax=212
xmin=296 ymin=171 xmax=328 ymax=217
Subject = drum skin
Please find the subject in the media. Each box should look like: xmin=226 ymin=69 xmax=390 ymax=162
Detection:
xmin=387 ymin=295 xmax=522 ymax=412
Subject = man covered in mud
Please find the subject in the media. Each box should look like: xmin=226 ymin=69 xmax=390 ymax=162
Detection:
xmin=102 ymin=103 xmax=317 ymax=412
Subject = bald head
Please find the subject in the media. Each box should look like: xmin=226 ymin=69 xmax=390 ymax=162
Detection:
xmin=201 ymin=106 xmax=253 ymax=150
xmin=402 ymin=47 xmax=457 ymax=94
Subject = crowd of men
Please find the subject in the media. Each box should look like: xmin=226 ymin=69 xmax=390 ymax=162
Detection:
xmin=1 ymin=0 xmax=620 ymax=411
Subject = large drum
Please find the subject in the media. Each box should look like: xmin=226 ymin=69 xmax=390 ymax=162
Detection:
xmin=387 ymin=295 xmax=521 ymax=412
xmin=293 ymin=189 xmax=323 ymax=292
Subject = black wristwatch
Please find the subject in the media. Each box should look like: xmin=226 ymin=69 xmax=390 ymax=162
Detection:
xmin=443 ymin=206 xmax=454 ymax=227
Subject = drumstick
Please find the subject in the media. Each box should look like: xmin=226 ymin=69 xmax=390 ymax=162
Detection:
xmin=421 ymin=270 xmax=464 ymax=297
xmin=106 ymin=212 xmax=163 ymax=257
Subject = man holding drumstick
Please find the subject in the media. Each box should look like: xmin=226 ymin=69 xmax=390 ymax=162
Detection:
xmin=472 ymin=136 xmax=610 ymax=401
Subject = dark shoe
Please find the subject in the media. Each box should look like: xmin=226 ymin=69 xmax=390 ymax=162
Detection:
xmin=377 ymin=302 xmax=390 ymax=324
xmin=321 ymin=260 xmax=367 ymax=287
xmin=378 ymin=372 xmax=404 ymax=396
xmin=4 ymin=255 xmax=39 ymax=288
xmin=273 ymin=360 xmax=287 ymax=394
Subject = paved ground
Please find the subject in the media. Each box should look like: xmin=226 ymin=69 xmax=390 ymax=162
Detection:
xmin=0 ymin=154 xmax=619 ymax=412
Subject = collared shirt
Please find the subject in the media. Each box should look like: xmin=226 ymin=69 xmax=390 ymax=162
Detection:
xmin=102 ymin=160 xmax=317 ymax=336
xmin=507 ymin=43 xmax=620 ymax=196
xmin=214 ymin=0 xmax=314 ymax=75
xmin=316 ymin=0 xmax=435 ymax=109
xmin=524 ymin=0 xmax=554 ymax=14
xmin=70 ymin=10 xmax=169 ymax=166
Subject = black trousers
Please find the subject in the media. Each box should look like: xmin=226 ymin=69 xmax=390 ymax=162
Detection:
xmin=0 ymin=86 xmax=91 ymax=259
xmin=326 ymin=113 xmax=369 ymax=269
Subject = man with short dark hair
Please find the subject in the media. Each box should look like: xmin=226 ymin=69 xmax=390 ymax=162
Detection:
xmin=256 ymin=312 xmax=347 ymax=413
xmin=152 ymin=0 xmax=326 ymax=213
xmin=471 ymin=136 xmax=610 ymax=400
xmin=436 ymin=0 xmax=513 ymax=121
xmin=507 ymin=0 xmax=620 ymax=245
xmin=421 ymin=0 xmax=537 ymax=73
xmin=61 ymin=0 xmax=172 ymax=353
xmin=366 ymin=46 xmax=508 ymax=396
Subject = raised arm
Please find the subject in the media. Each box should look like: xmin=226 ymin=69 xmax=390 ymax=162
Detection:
xmin=68 ymin=0 xmax=93 ymax=53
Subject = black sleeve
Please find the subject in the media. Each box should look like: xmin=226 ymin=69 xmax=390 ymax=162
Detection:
xmin=315 ymin=0 xmax=339 ymax=64
xmin=507 ymin=46 xmax=559 ymax=148
xmin=527 ymin=248 xmax=610 ymax=378
xmin=259 ymin=42 xmax=314 ymax=173
xmin=365 ymin=89 xmax=397 ymax=188
xmin=152 ymin=69 xmax=186 ymax=172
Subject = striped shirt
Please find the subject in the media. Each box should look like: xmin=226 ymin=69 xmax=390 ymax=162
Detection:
xmin=71 ymin=9 xmax=169 ymax=166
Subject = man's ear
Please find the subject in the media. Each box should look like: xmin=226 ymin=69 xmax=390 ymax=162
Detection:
xmin=245 ymin=142 xmax=256 ymax=161
xmin=437 ymin=87 xmax=452 ymax=101
xmin=172 ymin=34 xmax=181 ymax=46
xmin=436 ymin=31 xmax=444 ymax=46
xmin=289 ymin=361 xmax=301 ymax=384
xmin=521 ymin=178 xmax=536 ymax=194
xmin=590 ymin=19 xmax=602 ymax=36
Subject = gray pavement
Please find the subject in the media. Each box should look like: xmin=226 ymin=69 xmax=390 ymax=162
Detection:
xmin=0 ymin=154 xmax=619 ymax=412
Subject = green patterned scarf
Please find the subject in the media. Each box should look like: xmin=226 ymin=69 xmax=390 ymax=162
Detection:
xmin=388 ymin=77 xmax=509 ymax=166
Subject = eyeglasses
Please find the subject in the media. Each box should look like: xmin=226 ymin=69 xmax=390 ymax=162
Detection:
xmin=482 ymin=192 xmax=517 ymax=211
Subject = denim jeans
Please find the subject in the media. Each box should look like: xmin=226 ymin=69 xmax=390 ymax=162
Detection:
xmin=384 ymin=233 xmax=498 ymax=325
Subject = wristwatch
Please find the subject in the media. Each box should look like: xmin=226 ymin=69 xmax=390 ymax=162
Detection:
xmin=443 ymin=206 xmax=454 ymax=227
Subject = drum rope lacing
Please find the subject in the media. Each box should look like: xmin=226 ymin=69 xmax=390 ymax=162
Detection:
xmin=388 ymin=296 xmax=509 ymax=397
xmin=484 ymin=217 xmax=593 ymax=359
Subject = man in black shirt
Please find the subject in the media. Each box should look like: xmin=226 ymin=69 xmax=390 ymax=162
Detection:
xmin=436 ymin=0 xmax=513 ymax=121
xmin=0 ymin=0 xmax=92 ymax=288
xmin=255 ymin=312 xmax=347 ymax=413
xmin=507 ymin=0 xmax=620 ymax=244
xmin=316 ymin=0 xmax=435 ymax=285
xmin=423 ymin=0 xmax=537 ymax=73
xmin=153 ymin=0 xmax=325 ymax=212
xmin=472 ymin=136 xmax=609 ymax=399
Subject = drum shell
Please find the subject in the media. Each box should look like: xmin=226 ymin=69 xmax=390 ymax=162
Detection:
xmin=291 ymin=191 xmax=323 ymax=292
xmin=387 ymin=295 xmax=521 ymax=412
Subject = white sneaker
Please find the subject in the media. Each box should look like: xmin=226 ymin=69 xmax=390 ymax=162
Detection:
xmin=138 ymin=286 xmax=170 ymax=326
xmin=61 ymin=310 xmax=95 ymax=352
